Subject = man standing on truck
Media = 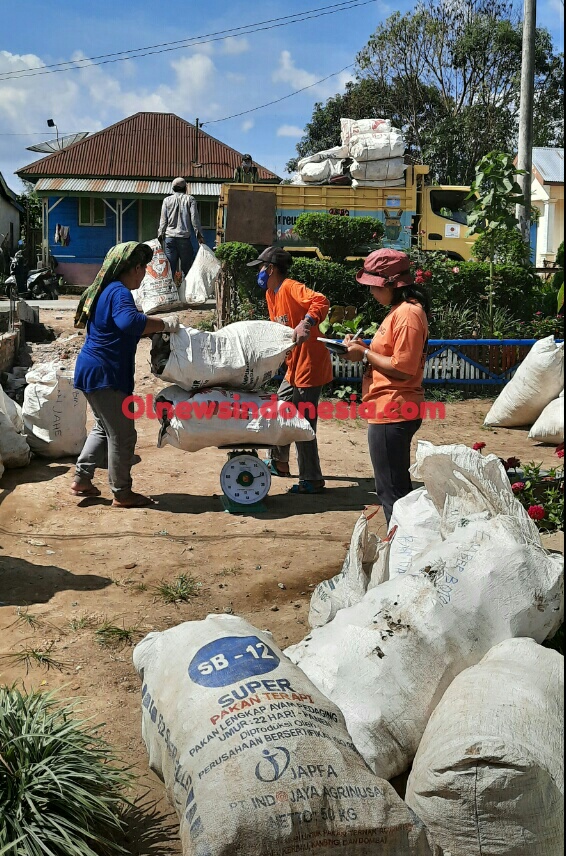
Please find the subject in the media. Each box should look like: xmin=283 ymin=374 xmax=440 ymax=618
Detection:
xmin=234 ymin=154 xmax=259 ymax=183
xmin=248 ymin=247 xmax=332 ymax=494
xmin=158 ymin=177 xmax=205 ymax=278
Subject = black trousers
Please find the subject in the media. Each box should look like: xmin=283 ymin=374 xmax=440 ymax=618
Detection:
xmin=367 ymin=420 xmax=422 ymax=525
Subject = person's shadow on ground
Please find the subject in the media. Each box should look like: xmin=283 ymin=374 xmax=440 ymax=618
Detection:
xmin=0 ymin=554 xmax=111 ymax=607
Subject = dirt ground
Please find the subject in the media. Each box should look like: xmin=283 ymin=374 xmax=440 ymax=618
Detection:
xmin=0 ymin=307 xmax=562 ymax=853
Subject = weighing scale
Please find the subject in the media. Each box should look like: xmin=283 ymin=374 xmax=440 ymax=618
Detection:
xmin=218 ymin=447 xmax=272 ymax=514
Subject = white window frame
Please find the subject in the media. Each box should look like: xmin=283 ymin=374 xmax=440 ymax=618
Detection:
xmin=197 ymin=199 xmax=217 ymax=230
xmin=78 ymin=197 xmax=107 ymax=227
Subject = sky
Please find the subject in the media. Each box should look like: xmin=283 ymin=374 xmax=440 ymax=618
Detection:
xmin=1 ymin=0 xmax=564 ymax=192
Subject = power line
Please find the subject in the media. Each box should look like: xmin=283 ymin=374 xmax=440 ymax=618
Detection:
xmin=202 ymin=64 xmax=355 ymax=125
xmin=0 ymin=1 xmax=375 ymax=81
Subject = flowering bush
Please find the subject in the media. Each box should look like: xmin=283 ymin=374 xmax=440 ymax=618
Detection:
xmin=525 ymin=313 xmax=564 ymax=340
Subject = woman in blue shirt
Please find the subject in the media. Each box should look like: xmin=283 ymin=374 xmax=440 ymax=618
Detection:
xmin=72 ymin=241 xmax=179 ymax=508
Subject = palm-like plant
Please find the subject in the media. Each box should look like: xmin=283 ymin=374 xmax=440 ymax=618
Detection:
xmin=0 ymin=687 xmax=133 ymax=855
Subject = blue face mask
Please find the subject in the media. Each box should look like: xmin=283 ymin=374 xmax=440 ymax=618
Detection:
xmin=257 ymin=269 xmax=270 ymax=290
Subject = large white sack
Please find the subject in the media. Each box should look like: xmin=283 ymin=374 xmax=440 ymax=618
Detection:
xmin=299 ymin=158 xmax=343 ymax=183
xmin=309 ymin=507 xmax=394 ymax=629
xmin=23 ymin=362 xmax=87 ymax=458
xmin=341 ymin=117 xmax=392 ymax=146
xmin=0 ymin=411 xmax=30 ymax=468
xmin=156 ymin=386 xmax=315 ymax=453
xmin=406 ymin=638 xmax=564 ymax=856
xmin=297 ymin=145 xmax=349 ymax=169
xmin=133 ymin=615 xmax=441 ymax=856
xmin=286 ymin=515 xmax=563 ymax=780
xmin=0 ymin=384 xmax=24 ymax=433
xmin=180 ymin=244 xmax=220 ymax=306
xmin=484 ymin=335 xmax=564 ymax=427
xmin=350 ymin=158 xmax=406 ymax=181
xmin=352 ymin=178 xmax=406 ymax=189
xmin=528 ymin=390 xmax=564 ymax=444
xmin=388 ymin=488 xmax=441 ymax=578
xmin=349 ymin=131 xmax=405 ymax=162
xmin=152 ymin=320 xmax=295 ymax=392
xmin=135 ymin=238 xmax=183 ymax=315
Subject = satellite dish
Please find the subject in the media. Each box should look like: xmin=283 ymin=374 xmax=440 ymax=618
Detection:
xmin=26 ymin=132 xmax=89 ymax=153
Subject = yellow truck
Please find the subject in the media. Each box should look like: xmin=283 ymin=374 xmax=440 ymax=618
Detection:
xmin=216 ymin=164 xmax=477 ymax=261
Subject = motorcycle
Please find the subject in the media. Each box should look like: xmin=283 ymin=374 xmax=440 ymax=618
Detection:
xmin=26 ymin=267 xmax=60 ymax=300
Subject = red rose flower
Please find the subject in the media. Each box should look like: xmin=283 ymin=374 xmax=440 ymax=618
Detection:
xmin=512 ymin=482 xmax=525 ymax=492
xmin=527 ymin=505 xmax=546 ymax=521
xmin=424 ymin=270 xmax=433 ymax=279
xmin=506 ymin=456 xmax=521 ymax=469
xmin=556 ymin=444 xmax=564 ymax=459
xmin=472 ymin=442 xmax=487 ymax=451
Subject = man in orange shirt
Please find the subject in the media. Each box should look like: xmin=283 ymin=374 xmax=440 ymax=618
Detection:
xmin=248 ymin=247 xmax=332 ymax=494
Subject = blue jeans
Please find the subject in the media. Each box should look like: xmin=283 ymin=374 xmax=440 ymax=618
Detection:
xmin=164 ymin=237 xmax=195 ymax=277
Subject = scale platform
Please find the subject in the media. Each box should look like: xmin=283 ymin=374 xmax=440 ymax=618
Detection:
xmin=218 ymin=448 xmax=271 ymax=514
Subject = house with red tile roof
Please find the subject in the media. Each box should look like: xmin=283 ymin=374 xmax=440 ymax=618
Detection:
xmin=16 ymin=112 xmax=279 ymax=285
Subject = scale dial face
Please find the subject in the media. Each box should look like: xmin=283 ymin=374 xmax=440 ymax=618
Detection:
xmin=220 ymin=454 xmax=271 ymax=504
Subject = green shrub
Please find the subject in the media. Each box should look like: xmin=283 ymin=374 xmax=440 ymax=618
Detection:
xmin=0 ymin=687 xmax=132 ymax=855
xmin=215 ymin=241 xmax=265 ymax=318
xmin=293 ymin=213 xmax=384 ymax=262
xmin=471 ymin=228 xmax=532 ymax=266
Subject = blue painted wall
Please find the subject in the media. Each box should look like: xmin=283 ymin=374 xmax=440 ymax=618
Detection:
xmin=47 ymin=196 xmax=139 ymax=265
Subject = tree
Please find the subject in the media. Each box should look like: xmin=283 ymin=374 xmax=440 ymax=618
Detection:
xmin=290 ymin=0 xmax=563 ymax=184
xmin=466 ymin=152 xmax=526 ymax=333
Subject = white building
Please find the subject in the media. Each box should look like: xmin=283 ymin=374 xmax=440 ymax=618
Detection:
xmin=0 ymin=171 xmax=23 ymax=256
xmin=531 ymin=148 xmax=564 ymax=268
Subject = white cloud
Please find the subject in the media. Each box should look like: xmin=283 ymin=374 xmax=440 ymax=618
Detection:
xmin=277 ymin=124 xmax=304 ymax=137
xmin=221 ymin=37 xmax=250 ymax=56
xmin=272 ymin=50 xmax=318 ymax=89
xmin=241 ymin=119 xmax=254 ymax=132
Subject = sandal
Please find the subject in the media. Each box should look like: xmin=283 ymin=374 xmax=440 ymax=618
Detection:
xmin=112 ymin=492 xmax=154 ymax=508
xmin=70 ymin=483 xmax=101 ymax=497
xmin=288 ymin=480 xmax=326 ymax=495
xmin=263 ymin=458 xmax=291 ymax=477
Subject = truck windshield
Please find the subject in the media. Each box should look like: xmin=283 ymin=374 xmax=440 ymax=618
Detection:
xmin=430 ymin=190 xmax=472 ymax=225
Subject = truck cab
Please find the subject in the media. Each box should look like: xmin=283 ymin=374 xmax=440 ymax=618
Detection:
xmin=418 ymin=185 xmax=476 ymax=261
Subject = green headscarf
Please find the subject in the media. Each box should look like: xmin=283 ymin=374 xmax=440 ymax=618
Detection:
xmin=74 ymin=241 xmax=143 ymax=329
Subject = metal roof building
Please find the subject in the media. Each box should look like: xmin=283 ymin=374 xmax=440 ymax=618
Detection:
xmin=530 ymin=148 xmax=564 ymax=269
xmin=15 ymin=113 xmax=280 ymax=283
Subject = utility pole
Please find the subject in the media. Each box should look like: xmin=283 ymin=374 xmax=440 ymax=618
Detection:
xmin=516 ymin=0 xmax=537 ymax=245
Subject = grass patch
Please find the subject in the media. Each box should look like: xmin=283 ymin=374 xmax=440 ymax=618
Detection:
xmin=153 ymin=573 xmax=201 ymax=604
xmin=0 ymin=686 xmax=133 ymax=854
xmin=10 ymin=608 xmax=43 ymax=631
xmin=218 ymin=565 xmax=242 ymax=577
xmin=95 ymin=622 xmax=138 ymax=650
xmin=2 ymin=643 xmax=67 ymax=673
xmin=68 ymin=614 xmax=98 ymax=632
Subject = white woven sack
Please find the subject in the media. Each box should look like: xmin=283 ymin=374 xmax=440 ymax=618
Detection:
xmin=136 ymin=238 xmax=183 ymax=315
xmin=528 ymin=390 xmax=564 ymax=444
xmin=180 ymin=244 xmax=220 ymax=306
xmin=299 ymin=158 xmax=343 ymax=183
xmin=352 ymin=178 xmax=406 ymax=188
xmin=286 ymin=515 xmax=563 ymax=780
xmin=0 ymin=384 xmax=24 ymax=434
xmin=23 ymin=361 xmax=87 ymax=458
xmin=297 ymin=145 xmax=348 ymax=169
xmin=133 ymin=615 xmax=441 ymax=856
xmin=349 ymin=131 xmax=405 ymax=162
xmin=341 ymin=117 xmax=392 ymax=146
xmin=0 ymin=410 xmax=30 ymax=468
xmin=154 ymin=320 xmax=294 ymax=392
xmin=484 ymin=335 xmax=564 ymax=427
xmin=406 ymin=638 xmax=564 ymax=856
xmin=308 ymin=507 xmax=394 ymax=629
xmin=350 ymin=158 xmax=406 ymax=181
xmin=388 ymin=487 xmax=441 ymax=577
xmin=156 ymin=385 xmax=315 ymax=453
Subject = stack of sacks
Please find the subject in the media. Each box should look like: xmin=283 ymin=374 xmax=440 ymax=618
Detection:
xmin=151 ymin=320 xmax=318 ymax=452
xmin=296 ymin=145 xmax=349 ymax=184
xmin=342 ymin=117 xmax=407 ymax=188
xmin=287 ymin=441 xmax=564 ymax=781
xmin=484 ymin=335 xmax=564 ymax=443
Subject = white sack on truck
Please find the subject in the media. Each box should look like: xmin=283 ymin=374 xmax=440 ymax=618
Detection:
xmin=349 ymin=131 xmax=405 ymax=162
xmin=406 ymin=638 xmax=564 ymax=856
xmin=132 ymin=238 xmax=183 ymax=315
xmin=297 ymin=145 xmax=349 ymax=168
xmin=156 ymin=385 xmax=315 ymax=453
xmin=23 ymin=362 xmax=86 ymax=458
xmin=309 ymin=507 xmax=394 ymax=629
xmin=180 ymin=244 xmax=221 ymax=306
xmin=528 ymin=390 xmax=564 ymax=444
xmin=350 ymin=158 xmax=406 ymax=182
xmin=299 ymin=158 xmax=343 ymax=183
xmin=133 ymin=615 xmax=442 ymax=856
xmin=484 ymin=335 xmax=564 ymax=427
xmin=286 ymin=515 xmax=563 ymax=781
xmin=352 ymin=178 xmax=406 ymax=189
xmin=151 ymin=320 xmax=295 ymax=392
xmin=341 ymin=117 xmax=392 ymax=146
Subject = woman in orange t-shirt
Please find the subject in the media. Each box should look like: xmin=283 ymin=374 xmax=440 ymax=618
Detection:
xmin=343 ymin=249 xmax=429 ymax=523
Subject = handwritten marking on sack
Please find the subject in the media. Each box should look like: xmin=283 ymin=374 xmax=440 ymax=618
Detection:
xmin=423 ymin=538 xmax=484 ymax=604
xmin=189 ymin=635 xmax=281 ymax=687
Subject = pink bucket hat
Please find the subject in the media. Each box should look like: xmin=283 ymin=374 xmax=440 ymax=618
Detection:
xmin=356 ymin=249 xmax=413 ymax=288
